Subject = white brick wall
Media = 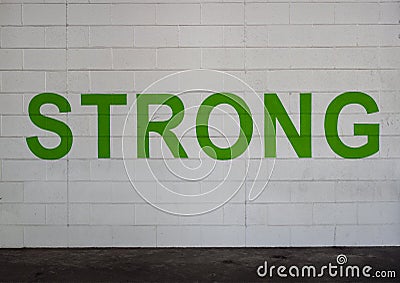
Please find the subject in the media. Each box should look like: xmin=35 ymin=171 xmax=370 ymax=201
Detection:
xmin=0 ymin=0 xmax=399 ymax=248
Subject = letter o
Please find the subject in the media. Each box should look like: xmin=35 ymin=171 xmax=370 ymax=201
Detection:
xmin=196 ymin=93 xmax=253 ymax=160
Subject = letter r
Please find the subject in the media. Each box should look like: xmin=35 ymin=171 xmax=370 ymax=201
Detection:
xmin=136 ymin=94 xmax=187 ymax=158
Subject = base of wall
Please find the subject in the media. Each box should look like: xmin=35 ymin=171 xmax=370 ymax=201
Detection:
xmin=1 ymin=247 xmax=399 ymax=282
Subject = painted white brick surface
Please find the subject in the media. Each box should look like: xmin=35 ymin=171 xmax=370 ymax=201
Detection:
xmin=0 ymin=0 xmax=399 ymax=248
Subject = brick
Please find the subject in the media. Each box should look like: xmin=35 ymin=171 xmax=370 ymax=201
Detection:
xmin=46 ymin=71 xmax=66 ymax=92
xmin=24 ymin=49 xmax=66 ymax=70
xmin=24 ymin=226 xmax=68 ymax=247
xmin=1 ymin=27 xmax=44 ymax=48
xmin=111 ymin=4 xmax=155 ymax=25
xmin=67 ymin=116 xmax=91 ymax=137
xmin=246 ymin=26 xmax=268 ymax=47
xmin=313 ymin=203 xmax=357 ymax=225
xmin=246 ymin=204 xmax=267 ymax=225
xmin=266 ymin=70 xmax=312 ymax=91
xmin=113 ymin=226 xmax=156 ymax=247
xmin=246 ymin=226 xmax=290 ymax=247
xmin=381 ymin=136 xmax=400 ymax=158
xmin=69 ymin=204 xmax=90 ymax=225
xmin=157 ymin=48 xmax=201 ymax=69
xmin=335 ymin=3 xmax=379 ymax=24
xmin=2 ymin=70 xmax=45 ymax=92
xmin=356 ymin=25 xmax=399 ymax=47
xmin=1 ymin=116 xmax=38 ymax=137
xmin=333 ymin=48 xmax=378 ymax=69
xmin=90 ymin=204 xmax=134 ymax=225
xmin=380 ymin=3 xmax=400 ymax=24
xmin=156 ymin=4 xmax=200 ymax=25
xmin=46 ymin=160 xmax=67 ymax=181
xmin=246 ymin=3 xmax=289 ymax=25
xmin=0 ymin=4 xmax=21 ymax=25
xmin=290 ymin=3 xmax=334 ymax=24
xmin=23 ymin=4 xmax=66 ymax=25
xmin=290 ymin=48 xmax=335 ymax=69
xmin=268 ymin=204 xmax=312 ymax=225
xmin=312 ymin=25 xmax=358 ymax=47
xmin=1 ymin=204 xmax=45 ymax=225
xmin=68 ymin=49 xmax=112 ymax=70
xmin=90 ymin=160 xmax=127 ymax=181
xmin=3 ymin=160 xmax=46 ymax=181
xmin=69 ymin=181 xmax=112 ymax=202
xmin=380 ymin=70 xmax=400 ymax=91
xmin=0 ymin=182 xmax=23 ymax=202
xmin=0 ymin=49 xmax=22 ymax=69
xmin=335 ymin=225 xmax=384 ymax=246
xmin=135 ymin=203 xmax=179 ymax=225
xmin=67 ymin=160 xmax=91 ymax=181
xmin=46 ymin=204 xmax=67 ymax=225
xmin=111 ymin=182 xmax=144 ymax=204
xmin=134 ymin=70 xmax=179 ymax=92
xmin=379 ymin=47 xmax=400 ymax=69
xmin=291 ymin=226 xmax=335 ymax=246
xmin=201 ymin=226 xmax=245 ymax=246
xmin=179 ymin=206 xmax=223 ymax=225
xmin=246 ymin=181 xmax=292 ymax=203
xmin=68 ymin=226 xmax=113 ymax=247
xmin=202 ymin=48 xmax=244 ymax=69
xmin=68 ymin=4 xmax=110 ymax=25
xmin=0 ymin=95 xmax=23 ymax=115
xmin=358 ymin=202 xmax=400 ymax=224
xmin=202 ymin=3 xmax=243 ymax=25
xmin=291 ymin=182 xmax=335 ymax=203
xmin=135 ymin=26 xmax=178 ymax=47
xmin=245 ymin=48 xmax=291 ymax=70
xmin=45 ymin=27 xmax=66 ymax=48
xmin=179 ymin=26 xmax=222 ymax=47
xmin=157 ymin=226 xmax=202 ymax=247
xmin=223 ymin=26 xmax=244 ymax=47
xmin=90 ymin=71 xmax=134 ymax=92
xmin=67 ymin=71 xmax=90 ymax=92
xmin=113 ymin=49 xmax=156 ymax=70
xmin=223 ymin=204 xmax=244 ymax=225
xmin=24 ymin=181 xmax=66 ymax=203
xmin=268 ymin=25 xmax=313 ymax=47
xmin=0 ymin=226 xmax=23 ymax=248
xmin=178 ymin=69 xmax=223 ymax=92
xmin=90 ymin=26 xmax=133 ymax=47
xmin=67 ymin=26 xmax=89 ymax=48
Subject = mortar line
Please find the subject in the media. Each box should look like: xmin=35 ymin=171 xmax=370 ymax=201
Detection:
xmin=66 ymin=0 xmax=70 ymax=233
xmin=244 ymin=0 xmax=248 ymax=247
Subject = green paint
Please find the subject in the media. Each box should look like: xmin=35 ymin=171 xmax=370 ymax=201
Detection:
xmin=136 ymin=93 xmax=187 ymax=158
xmin=26 ymin=91 xmax=380 ymax=160
xmin=325 ymin=92 xmax=379 ymax=159
xmin=264 ymin=93 xmax=312 ymax=158
xmin=26 ymin=93 xmax=73 ymax=160
xmin=81 ymin=94 xmax=127 ymax=158
xmin=196 ymin=93 xmax=253 ymax=160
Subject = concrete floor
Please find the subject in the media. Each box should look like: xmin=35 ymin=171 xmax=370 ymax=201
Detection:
xmin=0 ymin=247 xmax=398 ymax=282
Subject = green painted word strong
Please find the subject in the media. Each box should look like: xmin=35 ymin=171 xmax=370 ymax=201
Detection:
xmin=26 ymin=92 xmax=379 ymax=160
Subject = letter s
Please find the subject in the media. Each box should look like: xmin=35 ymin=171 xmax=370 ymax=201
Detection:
xmin=26 ymin=93 xmax=73 ymax=160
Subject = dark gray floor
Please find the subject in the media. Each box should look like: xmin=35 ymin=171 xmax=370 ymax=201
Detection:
xmin=0 ymin=247 xmax=399 ymax=282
